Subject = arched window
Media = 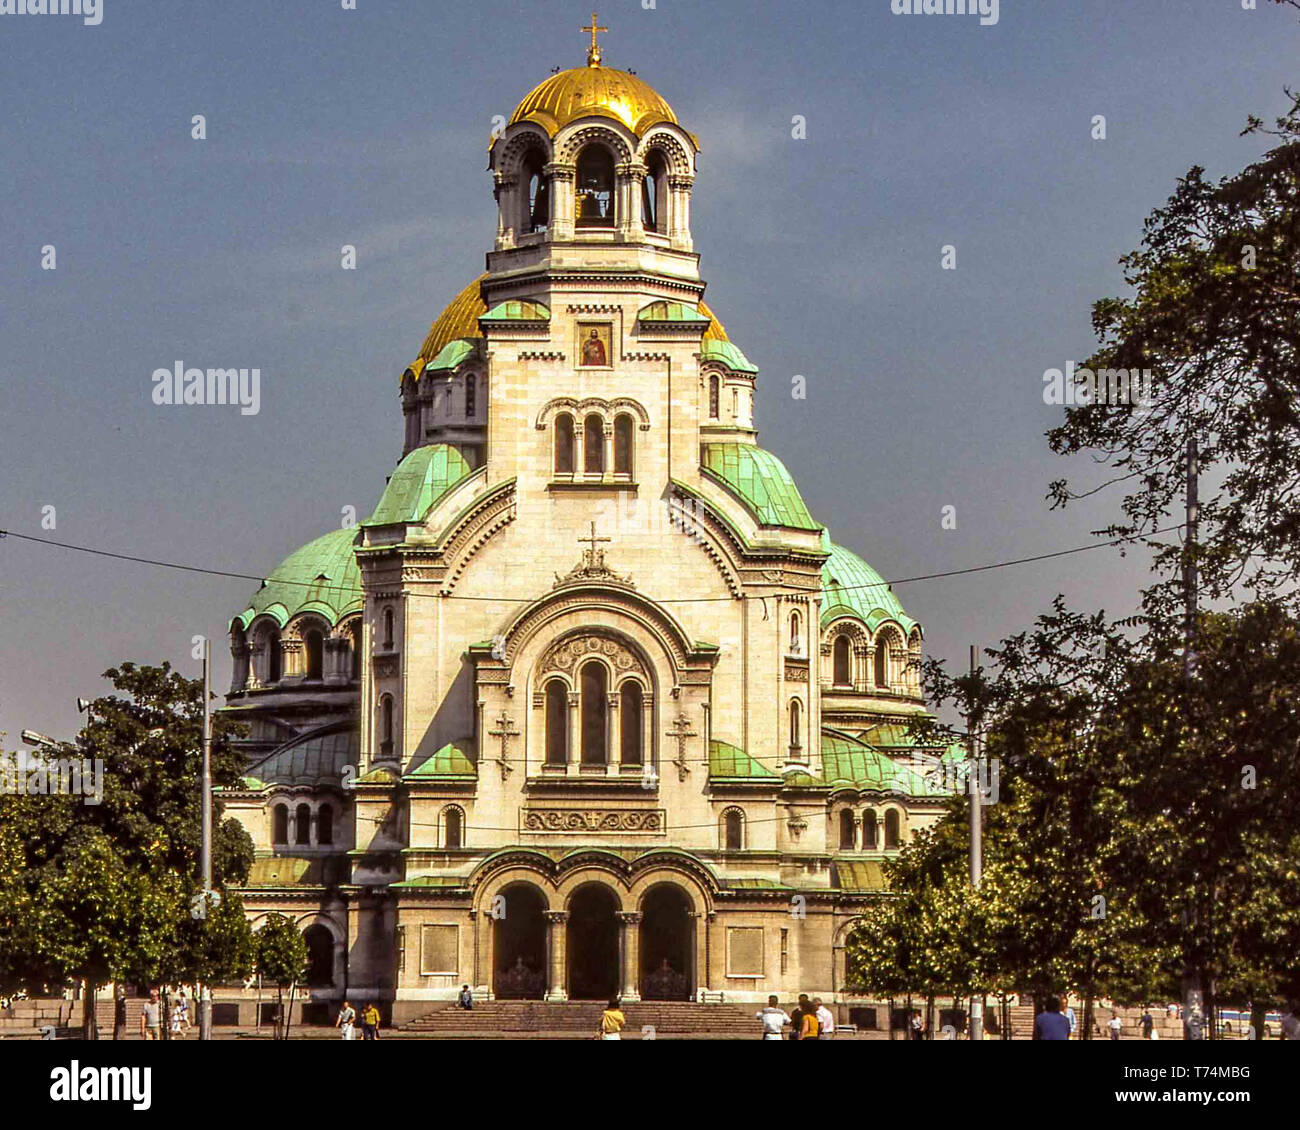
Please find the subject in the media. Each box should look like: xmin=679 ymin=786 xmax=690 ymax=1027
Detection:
xmin=444 ymin=807 xmax=463 ymax=849
xmin=833 ymin=636 xmax=852 ymax=685
xmin=465 ymin=374 xmax=476 ymax=418
xmin=554 ymin=413 xmax=575 ymax=475
xmin=545 ymin=678 xmax=568 ymax=765
xmin=295 ymin=803 xmax=311 ymax=846
xmin=305 ymin=629 xmax=323 ymax=681
xmin=789 ymin=610 xmax=802 ymax=653
xmin=580 ymin=661 xmax=608 ymax=765
xmin=303 ymin=925 xmax=334 ymax=987
xmin=862 ymin=807 xmax=878 ymax=849
xmin=576 ymin=145 xmax=615 ymax=227
xmin=789 ymin=699 xmax=802 ymax=753
xmin=523 ymin=148 xmax=549 ymax=234
xmin=708 ymin=374 xmax=720 ymax=419
xmin=839 ymin=809 xmax=856 ymax=849
xmin=874 ymin=640 xmax=889 ymax=689
xmin=317 ymin=804 xmax=334 ymax=846
xmin=266 ymin=628 xmax=281 ymax=683
xmin=380 ymin=695 xmax=394 ymax=756
xmin=724 ymin=809 xmax=744 ymax=851
xmin=382 ymin=607 xmax=394 ymax=650
xmin=884 ymin=808 xmax=901 ymax=849
xmin=614 ymin=414 xmax=633 ymax=477
xmin=272 ymin=803 xmax=289 ymax=845
xmin=642 ymin=151 xmax=668 ymax=233
xmin=584 ymin=414 xmax=605 ymax=475
xmin=620 ymin=680 xmax=643 ymax=765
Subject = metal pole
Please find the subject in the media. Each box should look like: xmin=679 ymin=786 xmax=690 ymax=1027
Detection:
xmin=199 ymin=637 xmax=213 ymax=1041
xmin=967 ymin=645 xmax=984 ymax=1042
xmin=1182 ymin=437 xmax=1204 ymax=1040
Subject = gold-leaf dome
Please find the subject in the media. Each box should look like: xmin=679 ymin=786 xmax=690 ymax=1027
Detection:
xmin=507 ymin=65 xmax=681 ymax=140
xmin=408 ymin=274 xmax=729 ymax=381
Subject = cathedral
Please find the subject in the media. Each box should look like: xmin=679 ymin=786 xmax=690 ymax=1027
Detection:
xmin=217 ymin=23 xmax=958 ymax=1026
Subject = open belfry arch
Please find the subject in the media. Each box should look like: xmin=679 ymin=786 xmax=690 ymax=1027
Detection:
xmin=216 ymin=14 xmax=961 ymax=1022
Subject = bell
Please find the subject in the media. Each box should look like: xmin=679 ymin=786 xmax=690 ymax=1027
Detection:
xmin=579 ymin=191 xmax=604 ymax=221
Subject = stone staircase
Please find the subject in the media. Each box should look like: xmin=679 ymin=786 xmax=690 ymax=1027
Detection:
xmin=403 ymin=999 xmax=763 ymax=1037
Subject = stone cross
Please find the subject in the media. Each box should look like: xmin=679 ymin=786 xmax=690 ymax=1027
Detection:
xmin=665 ymin=715 xmax=697 ymax=782
xmin=488 ymin=711 xmax=519 ymax=780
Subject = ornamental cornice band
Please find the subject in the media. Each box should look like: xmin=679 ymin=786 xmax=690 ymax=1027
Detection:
xmin=521 ymin=808 xmax=665 ymax=833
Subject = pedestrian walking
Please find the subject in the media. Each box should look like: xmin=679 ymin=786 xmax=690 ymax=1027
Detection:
xmin=362 ymin=1002 xmax=381 ymax=1040
xmin=1108 ymin=1011 xmax=1122 ymax=1040
xmin=1140 ymin=1009 xmax=1154 ymax=1040
xmin=1033 ymin=996 xmax=1070 ymax=1040
xmin=140 ymin=988 xmax=161 ymax=1041
xmin=336 ymin=1000 xmax=356 ymax=1041
xmin=1062 ymin=997 xmax=1077 ymax=1038
xmin=598 ymin=997 xmax=625 ymax=1040
xmin=910 ymin=1009 xmax=924 ymax=1041
xmin=755 ymin=995 xmax=791 ymax=1041
xmin=813 ymin=997 xmax=835 ymax=1040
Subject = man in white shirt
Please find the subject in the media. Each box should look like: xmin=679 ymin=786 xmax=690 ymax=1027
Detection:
xmin=755 ymin=995 xmax=791 ymax=1041
xmin=1062 ymin=998 xmax=1077 ymax=1037
xmin=1107 ymin=1012 xmax=1123 ymax=1040
xmin=813 ymin=997 xmax=835 ymax=1040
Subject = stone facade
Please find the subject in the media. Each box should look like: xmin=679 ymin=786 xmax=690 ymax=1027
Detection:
xmin=216 ymin=48 xmax=958 ymax=1024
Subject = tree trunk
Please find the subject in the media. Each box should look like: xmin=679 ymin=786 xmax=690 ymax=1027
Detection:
xmin=888 ymin=996 xmax=896 ymax=1041
xmin=160 ymin=987 xmax=171 ymax=1041
xmin=1251 ymin=1001 xmax=1268 ymax=1041
xmin=1082 ymin=993 xmax=1094 ymax=1042
xmin=285 ymin=981 xmax=296 ymax=1041
xmin=925 ymin=994 xmax=935 ymax=1040
xmin=112 ymin=985 xmax=126 ymax=1041
xmin=81 ymin=980 xmax=98 ymax=1040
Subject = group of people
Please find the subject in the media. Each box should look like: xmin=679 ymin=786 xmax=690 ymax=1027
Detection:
xmin=755 ymin=994 xmax=836 ymax=1040
xmin=334 ymin=1000 xmax=382 ymax=1040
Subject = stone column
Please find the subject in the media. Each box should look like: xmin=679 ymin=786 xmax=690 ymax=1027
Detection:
xmin=566 ymin=691 xmax=579 ymax=767
xmin=545 ymin=911 xmax=569 ymax=1001
xmin=617 ymin=911 xmax=642 ymax=1002
xmin=609 ymin=691 xmax=622 ymax=769
xmin=546 ymin=163 xmax=575 ymax=241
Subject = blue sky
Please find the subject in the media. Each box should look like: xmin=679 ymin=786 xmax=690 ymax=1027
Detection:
xmin=2 ymin=0 xmax=1298 ymax=742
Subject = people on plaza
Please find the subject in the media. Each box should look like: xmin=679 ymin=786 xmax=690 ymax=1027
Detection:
xmin=598 ymin=996 xmax=626 ymax=1040
xmin=335 ymin=999 xmax=356 ymax=1041
xmin=1033 ymin=995 xmax=1071 ymax=1040
xmin=813 ymin=997 xmax=835 ymax=1040
xmin=362 ymin=1001 xmax=381 ymax=1040
xmin=755 ymin=994 xmax=790 ymax=1041
xmin=140 ymin=988 xmax=161 ymax=1041
xmin=458 ymin=984 xmax=474 ymax=1010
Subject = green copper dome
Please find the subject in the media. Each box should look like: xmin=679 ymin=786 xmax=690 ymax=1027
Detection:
xmin=363 ymin=444 xmax=475 ymax=528
xmin=700 ymin=443 xmax=820 ymax=531
xmin=820 ymin=533 xmax=917 ymax=634
xmin=231 ymin=527 xmax=363 ymax=630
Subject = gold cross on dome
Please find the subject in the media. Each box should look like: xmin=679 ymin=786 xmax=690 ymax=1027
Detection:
xmin=582 ymin=11 xmax=608 ymax=66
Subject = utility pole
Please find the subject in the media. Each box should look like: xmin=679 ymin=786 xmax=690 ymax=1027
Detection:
xmin=967 ymin=645 xmax=984 ymax=1043
xmin=1182 ymin=436 xmax=1204 ymax=1040
xmin=199 ymin=637 xmax=214 ymax=1042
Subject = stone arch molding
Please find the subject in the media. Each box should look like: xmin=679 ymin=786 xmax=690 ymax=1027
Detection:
xmin=538 ymin=629 xmax=651 ymax=687
xmin=536 ymin=396 xmax=651 ymax=431
xmin=494 ymin=125 xmax=553 ymax=180
xmin=637 ymin=129 xmax=693 ymax=178
xmin=555 ymin=123 xmax=635 ymax=164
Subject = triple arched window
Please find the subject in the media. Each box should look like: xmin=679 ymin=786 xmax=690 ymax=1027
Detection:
xmin=542 ymin=667 xmax=645 ymax=767
xmin=553 ymin=411 xmax=637 ymax=479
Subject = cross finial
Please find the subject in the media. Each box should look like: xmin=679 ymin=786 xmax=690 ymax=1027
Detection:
xmin=579 ymin=520 xmax=611 ymax=567
xmin=582 ymin=11 xmax=608 ymax=66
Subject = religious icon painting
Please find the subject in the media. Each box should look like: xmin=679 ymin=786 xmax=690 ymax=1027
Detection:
xmin=577 ymin=322 xmax=613 ymax=368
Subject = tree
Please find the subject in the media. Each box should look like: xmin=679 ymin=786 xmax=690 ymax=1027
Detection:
xmin=256 ymin=914 xmax=307 ymax=1040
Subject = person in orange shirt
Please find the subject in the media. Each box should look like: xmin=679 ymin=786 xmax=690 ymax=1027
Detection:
xmin=598 ymin=997 xmax=626 ymax=1040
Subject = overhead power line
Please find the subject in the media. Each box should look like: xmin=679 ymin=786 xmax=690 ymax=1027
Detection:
xmin=0 ymin=523 xmax=1183 ymax=607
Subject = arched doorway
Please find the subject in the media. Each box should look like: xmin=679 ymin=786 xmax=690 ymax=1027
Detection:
xmin=567 ymin=884 xmax=619 ymax=1000
xmin=639 ymin=885 xmax=693 ymax=1000
xmin=493 ymin=883 xmax=547 ymax=999
xmin=303 ymin=924 xmax=334 ymax=987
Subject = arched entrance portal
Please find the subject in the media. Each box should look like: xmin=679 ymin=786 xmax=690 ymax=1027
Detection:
xmin=567 ymin=884 xmax=619 ymax=1000
xmin=493 ymin=883 xmax=547 ymax=999
xmin=639 ymin=885 xmax=694 ymax=1000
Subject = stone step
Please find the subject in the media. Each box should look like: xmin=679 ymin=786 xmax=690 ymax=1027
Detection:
xmin=403 ymin=1000 xmax=763 ymax=1034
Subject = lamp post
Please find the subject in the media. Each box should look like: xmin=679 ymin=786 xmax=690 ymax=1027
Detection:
xmin=199 ymin=637 xmax=213 ymax=1041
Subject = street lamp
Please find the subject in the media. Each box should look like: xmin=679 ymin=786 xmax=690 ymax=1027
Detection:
xmin=21 ymin=729 xmax=58 ymax=749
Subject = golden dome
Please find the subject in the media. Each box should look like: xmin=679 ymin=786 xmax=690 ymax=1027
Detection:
xmin=508 ymin=65 xmax=681 ymax=139
xmin=408 ymin=275 xmax=728 ymax=381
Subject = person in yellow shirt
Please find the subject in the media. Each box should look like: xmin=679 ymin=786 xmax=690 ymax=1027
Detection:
xmin=598 ymin=997 xmax=626 ymax=1040
xmin=361 ymin=1002 xmax=381 ymax=1040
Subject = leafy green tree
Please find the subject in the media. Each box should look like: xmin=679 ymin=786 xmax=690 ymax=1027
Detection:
xmin=256 ymin=914 xmax=307 ymax=1040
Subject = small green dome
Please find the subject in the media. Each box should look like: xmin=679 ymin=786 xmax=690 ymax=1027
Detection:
xmin=820 ymin=534 xmax=917 ymax=634
xmin=363 ymin=444 xmax=474 ymax=528
xmin=232 ymin=527 xmax=363 ymax=630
